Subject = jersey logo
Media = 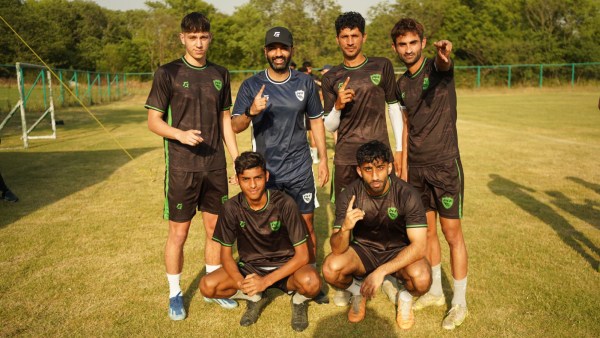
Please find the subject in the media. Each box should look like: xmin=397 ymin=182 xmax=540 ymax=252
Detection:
xmin=176 ymin=203 xmax=183 ymax=210
xmin=337 ymin=82 xmax=344 ymax=89
xmin=295 ymin=90 xmax=305 ymax=101
xmin=270 ymin=220 xmax=281 ymax=231
xmin=422 ymin=77 xmax=429 ymax=91
xmin=401 ymin=91 xmax=406 ymax=99
xmin=442 ymin=196 xmax=454 ymax=209
xmin=387 ymin=207 xmax=398 ymax=220
xmin=239 ymin=221 xmax=246 ymax=228
xmin=213 ymin=80 xmax=222 ymax=90
xmin=182 ymin=81 xmax=189 ymax=88
xmin=370 ymin=74 xmax=381 ymax=85
xmin=221 ymin=195 xmax=228 ymax=204
xmin=303 ymin=193 xmax=312 ymax=203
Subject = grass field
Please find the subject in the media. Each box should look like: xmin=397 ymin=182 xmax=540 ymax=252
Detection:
xmin=1 ymin=87 xmax=599 ymax=337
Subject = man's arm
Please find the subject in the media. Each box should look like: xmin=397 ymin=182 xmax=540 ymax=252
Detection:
xmin=231 ymin=84 xmax=268 ymax=133
xmin=388 ymin=102 xmax=404 ymax=177
xmin=401 ymin=106 xmax=409 ymax=181
xmin=147 ymin=109 xmax=203 ymax=146
xmin=360 ymin=226 xmax=427 ymax=298
xmin=330 ymin=195 xmax=364 ymax=255
xmin=434 ymin=40 xmax=453 ymax=72
xmin=240 ymin=242 xmax=310 ymax=296
xmin=220 ymin=245 xmax=245 ymax=289
xmin=309 ymin=117 xmax=329 ymax=187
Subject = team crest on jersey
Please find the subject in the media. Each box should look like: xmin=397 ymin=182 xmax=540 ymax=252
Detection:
xmin=302 ymin=193 xmax=312 ymax=203
xmin=270 ymin=220 xmax=281 ymax=231
xmin=213 ymin=80 xmax=222 ymax=90
xmin=370 ymin=74 xmax=381 ymax=85
xmin=337 ymin=82 xmax=344 ymax=89
xmin=422 ymin=77 xmax=430 ymax=91
xmin=442 ymin=196 xmax=454 ymax=209
xmin=176 ymin=203 xmax=183 ymax=210
xmin=401 ymin=92 xmax=406 ymax=99
xmin=295 ymin=90 xmax=305 ymax=101
xmin=221 ymin=195 xmax=228 ymax=204
xmin=239 ymin=221 xmax=246 ymax=228
xmin=387 ymin=207 xmax=398 ymax=220
xmin=182 ymin=81 xmax=189 ymax=88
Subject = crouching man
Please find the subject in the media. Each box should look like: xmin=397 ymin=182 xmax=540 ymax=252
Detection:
xmin=200 ymin=151 xmax=321 ymax=332
xmin=322 ymin=140 xmax=431 ymax=329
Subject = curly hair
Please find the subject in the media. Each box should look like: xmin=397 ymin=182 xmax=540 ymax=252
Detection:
xmin=335 ymin=11 xmax=365 ymax=35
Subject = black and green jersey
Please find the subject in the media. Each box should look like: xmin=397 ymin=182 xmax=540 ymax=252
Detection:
xmin=334 ymin=176 xmax=426 ymax=251
xmin=145 ymin=57 xmax=232 ymax=171
xmin=322 ymin=57 xmax=399 ymax=165
xmin=397 ymin=58 xmax=459 ymax=167
xmin=213 ymin=190 xmax=308 ymax=268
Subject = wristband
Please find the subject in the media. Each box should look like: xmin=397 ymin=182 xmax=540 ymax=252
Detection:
xmin=244 ymin=107 xmax=254 ymax=118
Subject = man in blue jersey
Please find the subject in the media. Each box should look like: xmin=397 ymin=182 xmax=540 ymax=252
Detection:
xmin=231 ymin=27 xmax=329 ymax=303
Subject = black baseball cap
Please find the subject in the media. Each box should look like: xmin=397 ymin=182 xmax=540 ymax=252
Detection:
xmin=265 ymin=27 xmax=293 ymax=47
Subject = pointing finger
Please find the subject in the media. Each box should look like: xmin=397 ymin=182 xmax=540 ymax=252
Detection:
xmin=347 ymin=195 xmax=356 ymax=212
xmin=339 ymin=77 xmax=350 ymax=91
xmin=256 ymin=84 xmax=266 ymax=98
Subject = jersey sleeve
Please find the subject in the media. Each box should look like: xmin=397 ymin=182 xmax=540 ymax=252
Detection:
xmin=306 ymin=77 xmax=324 ymax=119
xmin=403 ymin=188 xmax=427 ymax=228
xmin=212 ymin=202 xmax=237 ymax=246
xmin=221 ymin=68 xmax=233 ymax=111
xmin=144 ymin=66 xmax=171 ymax=113
xmin=321 ymin=73 xmax=337 ymax=114
xmin=282 ymin=197 xmax=308 ymax=246
xmin=382 ymin=58 xmax=400 ymax=104
xmin=232 ymin=79 xmax=254 ymax=117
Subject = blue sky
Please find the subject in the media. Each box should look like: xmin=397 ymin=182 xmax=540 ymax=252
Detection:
xmin=91 ymin=0 xmax=379 ymax=19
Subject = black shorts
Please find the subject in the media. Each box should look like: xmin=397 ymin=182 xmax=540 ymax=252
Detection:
xmin=408 ymin=158 xmax=464 ymax=219
xmin=267 ymin=172 xmax=316 ymax=214
xmin=238 ymin=261 xmax=291 ymax=294
xmin=350 ymin=241 xmax=404 ymax=275
xmin=164 ymin=169 xmax=228 ymax=222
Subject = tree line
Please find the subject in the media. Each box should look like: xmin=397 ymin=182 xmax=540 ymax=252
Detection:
xmin=1 ymin=0 xmax=598 ymax=74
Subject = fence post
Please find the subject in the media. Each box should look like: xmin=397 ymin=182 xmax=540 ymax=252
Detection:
xmin=42 ymin=68 xmax=47 ymax=109
xmin=123 ymin=73 xmax=127 ymax=95
xmin=59 ymin=70 xmax=64 ymax=105
xmin=539 ymin=64 xmax=543 ymax=88
xmin=87 ymin=71 xmax=92 ymax=104
xmin=571 ymin=63 xmax=575 ymax=87
xmin=508 ymin=65 xmax=512 ymax=89
xmin=476 ymin=66 xmax=481 ymax=88
xmin=106 ymin=73 xmax=111 ymax=100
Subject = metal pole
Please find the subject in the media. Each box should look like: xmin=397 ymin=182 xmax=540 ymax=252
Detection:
xmin=539 ymin=64 xmax=543 ymax=88
xmin=571 ymin=63 xmax=575 ymax=87
xmin=508 ymin=65 xmax=512 ymax=89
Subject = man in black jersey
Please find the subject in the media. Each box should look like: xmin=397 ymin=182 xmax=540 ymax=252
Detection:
xmin=391 ymin=18 xmax=469 ymax=330
xmin=321 ymin=10 xmax=407 ymax=308
xmin=200 ymin=152 xmax=321 ymax=332
xmin=322 ymin=141 xmax=430 ymax=329
xmin=146 ymin=12 xmax=239 ymax=320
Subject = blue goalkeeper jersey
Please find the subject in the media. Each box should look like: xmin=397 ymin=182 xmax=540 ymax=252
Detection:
xmin=233 ymin=69 xmax=323 ymax=183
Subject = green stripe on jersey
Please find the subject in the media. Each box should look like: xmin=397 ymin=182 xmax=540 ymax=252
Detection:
xmin=293 ymin=237 xmax=308 ymax=247
xmin=406 ymin=224 xmax=427 ymax=228
xmin=162 ymin=105 xmax=173 ymax=220
xmin=212 ymin=237 xmax=233 ymax=247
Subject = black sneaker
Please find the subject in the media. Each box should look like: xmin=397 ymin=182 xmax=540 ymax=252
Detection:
xmin=2 ymin=189 xmax=18 ymax=202
xmin=240 ymin=297 xmax=269 ymax=327
xmin=313 ymin=289 xmax=329 ymax=304
xmin=291 ymin=298 xmax=309 ymax=332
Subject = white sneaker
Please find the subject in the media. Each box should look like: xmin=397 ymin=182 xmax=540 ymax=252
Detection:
xmin=381 ymin=276 xmax=399 ymax=305
xmin=413 ymin=292 xmax=445 ymax=310
xmin=442 ymin=304 xmax=468 ymax=330
xmin=333 ymin=289 xmax=351 ymax=307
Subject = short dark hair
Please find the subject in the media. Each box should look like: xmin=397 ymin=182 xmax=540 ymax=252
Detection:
xmin=390 ymin=18 xmax=424 ymax=43
xmin=356 ymin=140 xmax=391 ymax=165
xmin=335 ymin=12 xmax=365 ymax=36
xmin=181 ymin=12 xmax=211 ymax=33
xmin=235 ymin=151 xmax=266 ymax=175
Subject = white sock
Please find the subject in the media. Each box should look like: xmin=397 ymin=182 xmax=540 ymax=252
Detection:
xmin=451 ymin=276 xmax=468 ymax=307
xmin=206 ymin=264 xmax=221 ymax=274
xmin=345 ymin=278 xmax=362 ymax=296
xmin=292 ymin=292 xmax=310 ymax=304
xmin=231 ymin=290 xmax=262 ymax=302
xmin=399 ymin=290 xmax=413 ymax=303
xmin=430 ymin=264 xmax=443 ymax=296
xmin=399 ymin=290 xmax=413 ymax=317
xmin=167 ymin=273 xmax=182 ymax=298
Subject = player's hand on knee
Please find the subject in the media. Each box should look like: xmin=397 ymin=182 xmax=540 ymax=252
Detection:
xmin=361 ymin=270 xmax=385 ymax=299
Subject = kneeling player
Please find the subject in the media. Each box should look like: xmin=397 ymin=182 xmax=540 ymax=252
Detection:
xmin=322 ymin=141 xmax=431 ymax=329
xmin=200 ymin=152 xmax=321 ymax=332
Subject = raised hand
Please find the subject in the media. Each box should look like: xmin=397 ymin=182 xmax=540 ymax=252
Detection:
xmin=342 ymin=195 xmax=364 ymax=231
xmin=249 ymin=84 xmax=268 ymax=117
xmin=434 ymin=40 xmax=453 ymax=63
xmin=335 ymin=77 xmax=355 ymax=110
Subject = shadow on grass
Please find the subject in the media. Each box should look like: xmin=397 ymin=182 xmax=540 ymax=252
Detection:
xmin=488 ymin=174 xmax=599 ymax=270
xmin=567 ymin=176 xmax=600 ymax=196
xmin=312 ymin=306 xmax=398 ymax=337
xmin=546 ymin=190 xmax=600 ymax=230
xmin=0 ymin=147 xmax=154 ymax=229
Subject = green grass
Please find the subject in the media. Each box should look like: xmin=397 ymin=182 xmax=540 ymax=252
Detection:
xmin=1 ymin=88 xmax=599 ymax=337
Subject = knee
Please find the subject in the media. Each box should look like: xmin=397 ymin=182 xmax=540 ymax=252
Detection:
xmin=441 ymin=226 xmax=464 ymax=246
xmin=411 ymin=266 xmax=432 ymax=295
xmin=199 ymin=275 xmax=216 ymax=298
xmin=322 ymin=255 xmax=342 ymax=283
xmin=297 ymin=270 xmax=321 ymax=297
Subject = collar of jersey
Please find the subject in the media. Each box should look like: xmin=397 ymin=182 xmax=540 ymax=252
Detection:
xmin=407 ymin=57 xmax=427 ymax=79
xmin=364 ymin=177 xmax=392 ymax=199
xmin=264 ymin=69 xmax=291 ymax=84
xmin=343 ymin=57 xmax=368 ymax=70
xmin=181 ymin=56 xmax=208 ymax=70
xmin=244 ymin=190 xmax=270 ymax=212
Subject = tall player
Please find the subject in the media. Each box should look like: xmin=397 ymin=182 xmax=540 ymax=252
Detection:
xmin=322 ymin=141 xmax=430 ymax=329
xmin=231 ymin=27 xmax=329 ymax=302
xmin=321 ymin=11 xmax=406 ymax=306
xmin=146 ymin=12 xmax=239 ymax=320
xmin=391 ymin=18 xmax=469 ymax=330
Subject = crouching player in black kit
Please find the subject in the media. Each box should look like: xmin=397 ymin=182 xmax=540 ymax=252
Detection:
xmin=200 ymin=152 xmax=321 ymax=332
xmin=322 ymin=140 xmax=431 ymax=329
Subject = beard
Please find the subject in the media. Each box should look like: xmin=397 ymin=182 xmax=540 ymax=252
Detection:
xmin=401 ymin=49 xmax=422 ymax=68
xmin=268 ymin=56 xmax=291 ymax=73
